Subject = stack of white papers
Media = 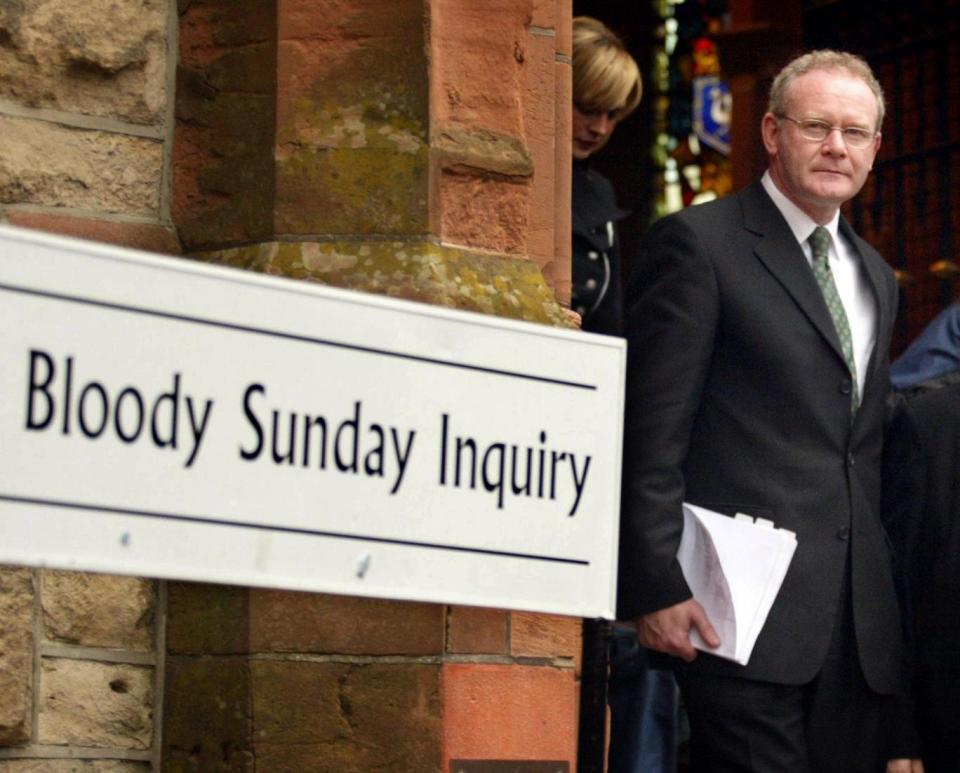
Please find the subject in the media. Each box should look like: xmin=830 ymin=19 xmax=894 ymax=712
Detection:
xmin=677 ymin=502 xmax=797 ymax=665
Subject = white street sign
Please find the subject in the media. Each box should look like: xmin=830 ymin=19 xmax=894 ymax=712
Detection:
xmin=0 ymin=225 xmax=625 ymax=618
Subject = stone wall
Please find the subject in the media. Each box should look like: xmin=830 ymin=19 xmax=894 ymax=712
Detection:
xmin=0 ymin=0 xmax=180 ymax=252
xmin=164 ymin=0 xmax=582 ymax=766
xmin=1 ymin=0 xmax=178 ymax=768
xmin=0 ymin=568 xmax=161 ymax=771
xmin=175 ymin=0 xmax=574 ymax=324
xmin=162 ymin=586 xmax=580 ymax=771
xmin=1 ymin=0 xmax=583 ymax=769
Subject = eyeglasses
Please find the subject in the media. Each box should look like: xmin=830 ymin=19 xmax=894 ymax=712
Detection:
xmin=777 ymin=115 xmax=878 ymax=148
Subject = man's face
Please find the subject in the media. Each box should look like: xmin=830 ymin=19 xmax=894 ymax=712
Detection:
xmin=572 ymin=105 xmax=621 ymax=160
xmin=761 ymin=69 xmax=881 ymax=224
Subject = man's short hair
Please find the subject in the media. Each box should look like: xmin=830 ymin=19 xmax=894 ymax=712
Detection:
xmin=768 ymin=50 xmax=885 ymax=131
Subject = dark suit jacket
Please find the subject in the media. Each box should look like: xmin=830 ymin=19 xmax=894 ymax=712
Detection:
xmin=884 ymin=382 xmax=960 ymax=674
xmin=882 ymin=382 xmax=960 ymax=759
xmin=617 ymin=179 xmax=903 ymax=693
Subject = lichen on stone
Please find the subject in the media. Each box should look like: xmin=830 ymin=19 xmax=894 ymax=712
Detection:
xmin=191 ymin=239 xmax=574 ymax=328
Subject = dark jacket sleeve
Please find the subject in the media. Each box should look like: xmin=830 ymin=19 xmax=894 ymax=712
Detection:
xmin=617 ymin=213 xmax=720 ymax=620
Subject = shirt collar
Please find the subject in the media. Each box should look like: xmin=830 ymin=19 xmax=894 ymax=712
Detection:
xmin=761 ymin=171 xmax=840 ymax=248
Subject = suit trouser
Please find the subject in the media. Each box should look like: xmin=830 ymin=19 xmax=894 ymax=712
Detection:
xmin=675 ymin=565 xmax=894 ymax=773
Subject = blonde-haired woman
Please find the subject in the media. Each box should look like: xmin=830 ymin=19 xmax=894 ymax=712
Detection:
xmin=571 ymin=17 xmax=680 ymax=773
xmin=570 ymin=16 xmax=641 ymax=335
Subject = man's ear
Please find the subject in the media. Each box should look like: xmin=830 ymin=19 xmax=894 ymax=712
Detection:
xmin=761 ymin=112 xmax=780 ymax=155
xmin=868 ymin=132 xmax=882 ymax=171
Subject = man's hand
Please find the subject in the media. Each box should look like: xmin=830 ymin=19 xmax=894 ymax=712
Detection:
xmin=636 ymin=598 xmax=720 ymax=662
xmin=886 ymin=759 xmax=923 ymax=773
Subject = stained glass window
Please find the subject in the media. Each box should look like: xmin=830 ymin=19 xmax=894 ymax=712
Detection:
xmin=651 ymin=0 xmax=732 ymax=219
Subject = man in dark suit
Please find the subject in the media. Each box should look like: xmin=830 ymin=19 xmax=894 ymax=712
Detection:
xmin=617 ymin=51 xmax=907 ymax=771
xmin=884 ymin=381 xmax=960 ymax=772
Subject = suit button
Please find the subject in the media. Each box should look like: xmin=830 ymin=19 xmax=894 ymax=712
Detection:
xmin=587 ymin=250 xmax=600 ymax=261
xmin=840 ymin=379 xmax=852 ymax=395
xmin=847 ymin=453 xmax=855 ymax=467
xmin=586 ymin=278 xmax=598 ymax=290
xmin=575 ymin=306 xmax=586 ymax=315
xmin=837 ymin=526 xmax=850 ymax=540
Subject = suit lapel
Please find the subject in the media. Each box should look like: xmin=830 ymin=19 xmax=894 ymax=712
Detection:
xmin=739 ymin=182 xmax=848 ymax=363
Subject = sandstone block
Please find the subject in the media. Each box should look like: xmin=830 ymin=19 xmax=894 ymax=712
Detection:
xmin=173 ymin=71 xmax=275 ymax=249
xmin=252 ymin=661 xmax=441 ymax=773
xmin=272 ymin=0 xmax=429 ymax=238
xmin=5 ymin=212 xmax=180 ymax=255
xmin=433 ymin=127 xmax=534 ymax=177
xmin=0 ymin=566 xmax=34 ymax=746
xmin=42 ymin=571 xmax=155 ymax=651
xmin=249 ymin=661 xmax=348 ymax=745
xmin=248 ymin=590 xmax=445 ymax=656
xmin=0 ymin=117 xmax=162 ymax=215
xmin=0 ymin=762 xmax=149 ymax=773
xmin=173 ymin=0 xmax=277 ymax=250
xmin=511 ymin=611 xmax=581 ymax=662
xmin=546 ymin=57 xmax=573 ymax=304
xmin=0 ymin=0 xmax=167 ymax=124
xmin=162 ymin=657 xmax=252 ymax=772
xmin=274 ymin=146 xmax=429 ymax=237
xmin=531 ymin=0 xmax=557 ymax=29
xmin=275 ymin=0 xmax=428 ymax=152
xmin=166 ymin=582 xmax=250 ymax=655
xmin=439 ymin=172 xmax=529 ymax=255
xmin=341 ymin=662 xmax=442 ymax=749
xmin=442 ymin=662 xmax=576 ymax=763
xmin=38 ymin=659 xmax=153 ymax=749
xmin=446 ymin=605 xmax=507 ymax=655
xmin=523 ymin=30 xmax=558 ymax=271
xmin=555 ymin=0 xmax=573 ymax=57
xmin=179 ymin=0 xmax=274 ymax=68
xmin=430 ymin=1 xmax=529 ymax=135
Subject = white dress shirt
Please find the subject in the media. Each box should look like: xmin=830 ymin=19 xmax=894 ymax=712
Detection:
xmin=761 ymin=172 xmax=877 ymax=396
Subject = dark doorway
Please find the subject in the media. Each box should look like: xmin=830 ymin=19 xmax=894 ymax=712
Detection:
xmin=572 ymin=1 xmax=658 ymax=279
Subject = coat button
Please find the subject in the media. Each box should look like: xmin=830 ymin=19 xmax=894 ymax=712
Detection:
xmin=847 ymin=453 xmax=855 ymax=467
xmin=836 ymin=526 xmax=850 ymax=540
xmin=587 ymin=250 xmax=600 ymax=261
xmin=575 ymin=306 xmax=586 ymax=315
xmin=840 ymin=379 xmax=852 ymax=395
xmin=586 ymin=278 xmax=598 ymax=290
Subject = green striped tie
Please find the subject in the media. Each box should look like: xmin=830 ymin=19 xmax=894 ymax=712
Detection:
xmin=809 ymin=226 xmax=859 ymax=415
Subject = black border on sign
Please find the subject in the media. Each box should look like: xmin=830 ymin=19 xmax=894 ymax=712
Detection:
xmin=0 ymin=493 xmax=590 ymax=566
xmin=0 ymin=282 xmax=598 ymax=391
